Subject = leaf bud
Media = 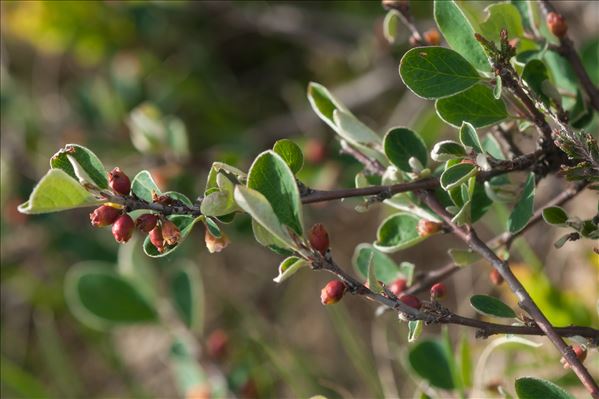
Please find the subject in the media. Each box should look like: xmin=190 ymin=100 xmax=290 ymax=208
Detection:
xmin=320 ymin=280 xmax=347 ymax=305
xmin=108 ymin=167 xmax=131 ymax=195
xmin=417 ymin=219 xmax=442 ymax=237
xmin=112 ymin=214 xmax=135 ymax=243
xmin=309 ymin=223 xmax=330 ymax=255
xmin=90 ymin=205 xmax=121 ymax=227
xmin=561 ymin=345 xmax=587 ymax=369
xmin=423 ymin=28 xmax=441 ymax=46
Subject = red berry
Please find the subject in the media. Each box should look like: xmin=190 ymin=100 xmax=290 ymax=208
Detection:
xmin=490 ymin=269 xmax=504 ymax=286
xmin=547 ymin=12 xmax=567 ymax=38
xmin=320 ymin=280 xmax=346 ymax=305
xmin=108 ymin=167 xmax=131 ymax=195
xmin=206 ymin=329 xmax=229 ymax=360
xmin=561 ymin=345 xmax=587 ymax=369
xmin=136 ymin=214 xmax=158 ymax=233
xmin=204 ymin=229 xmax=230 ymax=253
xmin=423 ymin=28 xmax=441 ymax=46
xmin=430 ymin=282 xmax=446 ymax=299
xmin=149 ymin=225 xmax=165 ymax=253
xmin=309 ymin=223 xmax=330 ymax=255
xmin=388 ymin=278 xmax=407 ymax=297
xmin=304 ymin=138 xmax=326 ymax=164
xmin=399 ymin=294 xmax=421 ymax=310
xmin=417 ymin=219 xmax=442 ymax=237
xmin=90 ymin=205 xmax=121 ymax=227
xmin=112 ymin=214 xmax=134 ymax=243
xmin=161 ymin=219 xmax=181 ymax=246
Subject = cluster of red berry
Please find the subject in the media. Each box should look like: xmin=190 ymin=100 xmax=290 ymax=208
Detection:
xmin=89 ymin=167 xmax=180 ymax=252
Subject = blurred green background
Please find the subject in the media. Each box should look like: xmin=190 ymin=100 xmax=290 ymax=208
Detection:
xmin=1 ymin=1 xmax=597 ymax=398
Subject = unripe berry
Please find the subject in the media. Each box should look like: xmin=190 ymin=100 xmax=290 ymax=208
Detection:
xmin=136 ymin=214 xmax=158 ymax=233
xmin=108 ymin=167 xmax=131 ymax=195
xmin=561 ymin=345 xmax=587 ymax=369
xmin=161 ymin=219 xmax=181 ymax=246
xmin=388 ymin=278 xmax=407 ymax=297
xmin=423 ymin=28 xmax=441 ymax=46
xmin=204 ymin=229 xmax=230 ymax=253
xmin=430 ymin=282 xmax=446 ymax=299
xmin=399 ymin=294 xmax=421 ymax=310
xmin=90 ymin=205 xmax=121 ymax=227
xmin=149 ymin=225 xmax=165 ymax=253
xmin=417 ymin=219 xmax=442 ymax=237
xmin=547 ymin=12 xmax=567 ymax=38
xmin=490 ymin=269 xmax=504 ymax=286
xmin=320 ymin=280 xmax=346 ymax=305
xmin=309 ymin=223 xmax=330 ymax=255
xmin=206 ymin=329 xmax=229 ymax=360
xmin=112 ymin=214 xmax=134 ymax=243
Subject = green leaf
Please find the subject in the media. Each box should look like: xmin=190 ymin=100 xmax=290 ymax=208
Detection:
xmin=408 ymin=320 xmax=423 ymax=343
xmin=408 ymin=340 xmax=455 ymax=390
xmin=434 ymin=0 xmax=489 ymax=72
xmin=374 ymin=213 xmax=426 ymax=253
xmin=581 ymin=39 xmax=599 ymax=86
xmin=367 ymin=254 xmax=383 ymax=294
xmin=203 ymin=216 xmax=222 ymax=238
xmin=273 ymin=139 xmax=304 ymax=174
xmin=459 ymin=336 xmax=473 ymax=388
xmin=169 ymin=339 xmax=207 ymax=396
xmin=470 ymin=294 xmax=516 ymax=318
xmin=131 ymin=170 xmax=162 ymax=202
xmin=307 ymin=82 xmax=349 ymax=131
xmin=493 ymin=75 xmax=502 ymax=99
xmin=201 ymin=189 xmax=237 ymax=217
xmin=169 ymin=262 xmax=203 ymax=332
xmin=205 ymin=162 xmax=247 ymax=193
xmin=515 ymin=377 xmax=573 ymax=399
xmin=440 ymin=163 xmax=478 ymax=191
xmin=247 ymin=150 xmax=303 ymax=235
xmin=542 ymin=206 xmax=568 ymax=226
xmin=50 ymin=144 xmax=108 ymax=189
xmin=273 ymin=256 xmax=308 ymax=283
xmin=431 ymin=140 xmax=467 ymax=162
xmin=436 ymin=84 xmax=508 ymax=128
xmin=234 ymin=185 xmax=295 ymax=249
xmin=65 ymin=263 xmax=157 ymax=329
xmin=507 ymin=173 xmax=535 ymax=233
xmin=399 ymin=47 xmax=481 ymax=99
xmin=383 ymin=10 xmax=400 ymax=43
xmin=448 ymin=248 xmax=481 ymax=266
xmin=479 ymin=3 xmax=525 ymax=43
xmin=459 ymin=122 xmax=484 ymax=153
xmin=383 ymin=127 xmax=428 ymax=172
xmin=18 ymin=169 xmax=103 ymax=214
xmin=522 ymin=59 xmax=551 ymax=106
xmin=352 ymin=244 xmax=402 ymax=283
xmin=143 ymin=215 xmax=204 ymax=257
xmin=511 ymin=0 xmax=534 ymax=33
xmin=333 ymin=109 xmax=382 ymax=147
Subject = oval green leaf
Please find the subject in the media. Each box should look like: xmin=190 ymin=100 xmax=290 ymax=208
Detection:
xmin=273 ymin=256 xmax=308 ymax=283
xmin=479 ymin=3 xmax=525 ymax=42
xmin=515 ymin=377 xmax=573 ymax=399
xmin=247 ymin=150 xmax=303 ymax=235
xmin=65 ymin=263 xmax=157 ymax=329
xmin=434 ymin=0 xmax=489 ymax=72
xmin=374 ymin=213 xmax=426 ymax=253
xmin=470 ymin=294 xmax=516 ymax=318
xmin=459 ymin=122 xmax=483 ymax=153
xmin=431 ymin=140 xmax=467 ymax=162
xmin=307 ymin=82 xmax=348 ymax=130
xmin=383 ymin=127 xmax=428 ymax=172
xmin=399 ymin=47 xmax=481 ymax=99
xmin=436 ymin=84 xmax=508 ymax=128
xmin=440 ymin=163 xmax=478 ymax=191
xmin=273 ymin=139 xmax=304 ymax=174
xmin=50 ymin=144 xmax=108 ymax=189
xmin=352 ymin=243 xmax=402 ymax=283
xmin=170 ymin=262 xmax=203 ymax=332
xmin=507 ymin=173 xmax=535 ymax=234
xmin=18 ymin=169 xmax=103 ymax=214
xmin=542 ymin=206 xmax=568 ymax=226
xmin=131 ymin=170 xmax=162 ymax=202
xmin=408 ymin=340 xmax=455 ymax=390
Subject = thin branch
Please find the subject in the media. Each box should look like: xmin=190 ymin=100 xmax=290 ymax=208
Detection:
xmin=405 ymin=181 xmax=587 ymax=295
xmin=540 ymin=0 xmax=599 ymax=112
xmin=494 ymin=125 xmax=523 ymax=157
xmin=419 ymin=191 xmax=599 ymax=398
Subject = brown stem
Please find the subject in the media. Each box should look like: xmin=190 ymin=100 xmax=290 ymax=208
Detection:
xmin=405 ymin=181 xmax=587 ymax=295
xmin=420 ymin=191 xmax=599 ymax=398
xmin=540 ymin=0 xmax=599 ymax=112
